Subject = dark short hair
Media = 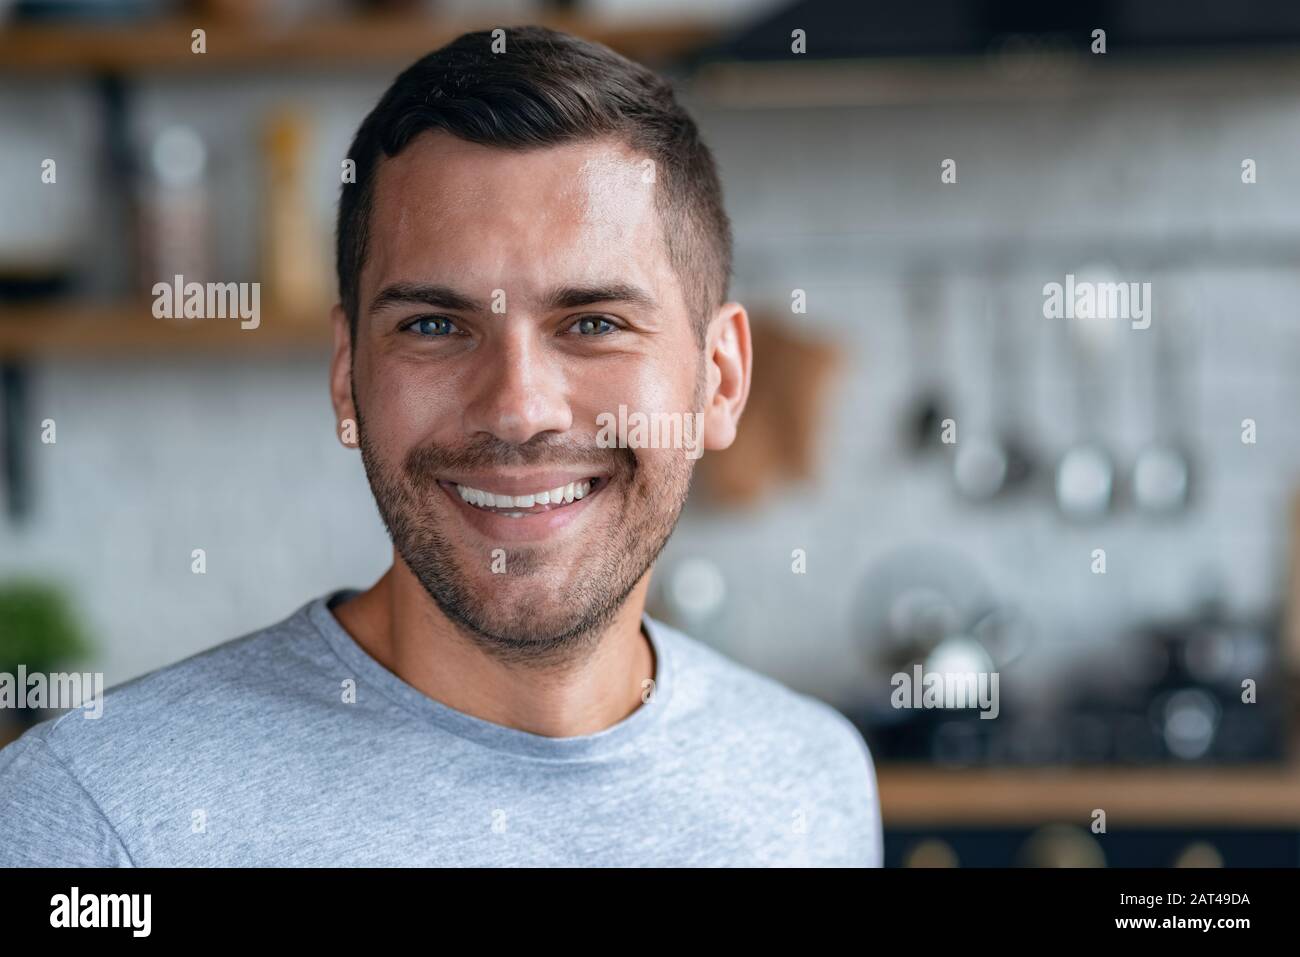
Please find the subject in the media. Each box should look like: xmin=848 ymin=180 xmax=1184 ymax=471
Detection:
xmin=336 ymin=25 xmax=732 ymax=346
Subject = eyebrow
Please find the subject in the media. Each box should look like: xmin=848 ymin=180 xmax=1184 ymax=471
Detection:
xmin=368 ymin=281 xmax=658 ymax=316
xmin=369 ymin=282 xmax=484 ymax=315
xmin=543 ymin=282 xmax=658 ymax=311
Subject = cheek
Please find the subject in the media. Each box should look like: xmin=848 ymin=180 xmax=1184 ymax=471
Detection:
xmin=580 ymin=354 xmax=702 ymax=482
xmin=358 ymin=357 xmax=463 ymax=456
xmin=575 ymin=354 xmax=699 ymax=424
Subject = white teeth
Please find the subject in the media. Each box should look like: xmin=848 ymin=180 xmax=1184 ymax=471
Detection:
xmin=454 ymin=479 xmax=595 ymax=510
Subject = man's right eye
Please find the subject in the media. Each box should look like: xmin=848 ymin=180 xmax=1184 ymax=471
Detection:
xmin=404 ymin=316 xmax=458 ymax=337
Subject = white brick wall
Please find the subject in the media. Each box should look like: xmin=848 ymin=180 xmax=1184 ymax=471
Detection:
xmin=1 ymin=69 xmax=1297 ymax=706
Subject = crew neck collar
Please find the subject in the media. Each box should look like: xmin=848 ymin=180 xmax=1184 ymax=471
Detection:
xmin=307 ymin=589 xmax=674 ymax=762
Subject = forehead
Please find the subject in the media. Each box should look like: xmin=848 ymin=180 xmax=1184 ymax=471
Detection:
xmin=361 ymin=131 xmax=678 ymax=309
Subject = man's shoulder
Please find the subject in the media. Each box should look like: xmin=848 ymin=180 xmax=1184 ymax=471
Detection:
xmin=649 ymin=616 xmax=875 ymax=777
xmin=17 ymin=596 xmax=331 ymax=771
xmin=0 ymin=596 xmax=340 ymax=866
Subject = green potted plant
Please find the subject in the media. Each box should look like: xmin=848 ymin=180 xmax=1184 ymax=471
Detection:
xmin=0 ymin=579 xmax=92 ymax=731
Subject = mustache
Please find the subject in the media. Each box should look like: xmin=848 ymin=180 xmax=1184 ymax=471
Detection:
xmin=402 ymin=434 xmax=634 ymax=485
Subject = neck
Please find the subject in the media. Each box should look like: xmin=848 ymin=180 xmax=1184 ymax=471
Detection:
xmin=331 ymin=558 xmax=656 ymax=738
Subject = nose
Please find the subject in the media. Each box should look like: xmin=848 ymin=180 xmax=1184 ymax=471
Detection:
xmin=461 ymin=325 xmax=572 ymax=445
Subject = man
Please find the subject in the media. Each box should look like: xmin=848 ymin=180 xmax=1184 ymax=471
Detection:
xmin=0 ymin=27 xmax=881 ymax=866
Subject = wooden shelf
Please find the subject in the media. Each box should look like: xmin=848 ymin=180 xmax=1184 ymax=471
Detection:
xmin=0 ymin=302 xmax=332 ymax=359
xmin=878 ymin=765 xmax=1300 ymax=826
xmin=0 ymin=15 xmax=719 ymax=73
xmin=691 ymin=47 xmax=1300 ymax=108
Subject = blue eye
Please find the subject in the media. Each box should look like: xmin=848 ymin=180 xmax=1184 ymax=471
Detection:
xmin=409 ymin=316 xmax=456 ymax=337
xmin=573 ymin=315 xmax=616 ymax=336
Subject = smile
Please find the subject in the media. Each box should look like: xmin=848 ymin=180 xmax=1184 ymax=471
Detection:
xmin=454 ymin=478 xmax=597 ymax=516
xmin=435 ymin=473 xmax=609 ymax=539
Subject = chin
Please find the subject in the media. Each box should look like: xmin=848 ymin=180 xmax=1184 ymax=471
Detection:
xmin=453 ymin=605 xmax=610 ymax=654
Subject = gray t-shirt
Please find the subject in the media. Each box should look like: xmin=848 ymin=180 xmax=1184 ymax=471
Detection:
xmin=0 ymin=591 xmax=881 ymax=866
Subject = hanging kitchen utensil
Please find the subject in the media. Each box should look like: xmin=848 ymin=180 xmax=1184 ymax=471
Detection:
xmin=900 ymin=265 xmax=950 ymax=456
xmin=1055 ymin=265 xmax=1120 ymax=520
xmin=0 ymin=363 xmax=29 ymax=521
xmin=954 ymin=270 xmax=1036 ymax=501
xmin=1132 ymin=284 xmax=1193 ymax=514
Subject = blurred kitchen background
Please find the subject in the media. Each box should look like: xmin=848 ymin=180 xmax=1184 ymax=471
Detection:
xmin=3 ymin=0 xmax=1300 ymax=866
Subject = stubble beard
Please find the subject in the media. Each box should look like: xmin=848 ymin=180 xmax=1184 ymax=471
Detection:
xmin=353 ymin=385 xmax=700 ymax=668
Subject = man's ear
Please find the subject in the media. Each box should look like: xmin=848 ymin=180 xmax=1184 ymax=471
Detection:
xmin=329 ymin=303 xmax=359 ymax=448
xmin=702 ymin=302 xmax=752 ymax=452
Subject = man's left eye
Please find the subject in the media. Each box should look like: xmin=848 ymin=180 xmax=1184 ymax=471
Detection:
xmin=572 ymin=315 xmax=616 ymax=336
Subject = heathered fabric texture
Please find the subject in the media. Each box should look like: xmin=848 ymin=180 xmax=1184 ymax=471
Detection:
xmin=0 ymin=591 xmax=881 ymax=866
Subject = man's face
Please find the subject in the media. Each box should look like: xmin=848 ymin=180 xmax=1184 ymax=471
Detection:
xmin=345 ymin=132 xmax=704 ymax=656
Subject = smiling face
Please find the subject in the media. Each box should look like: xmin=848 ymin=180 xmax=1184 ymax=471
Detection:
xmin=335 ymin=132 xmax=713 ymax=657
